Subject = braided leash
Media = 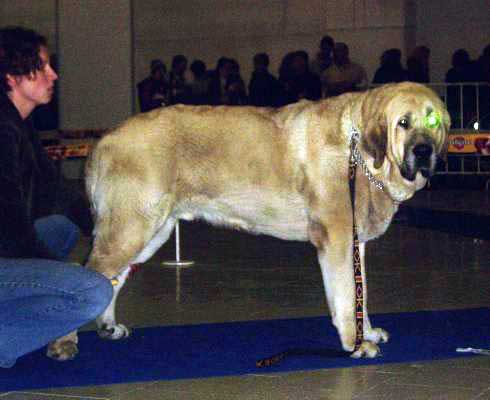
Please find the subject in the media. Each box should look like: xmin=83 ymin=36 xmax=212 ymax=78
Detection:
xmin=349 ymin=130 xmax=364 ymax=352
xmin=256 ymin=130 xmax=365 ymax=368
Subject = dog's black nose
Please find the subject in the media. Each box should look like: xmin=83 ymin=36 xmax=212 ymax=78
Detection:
xmin=413 ymin=144 xmax=433 ymax=159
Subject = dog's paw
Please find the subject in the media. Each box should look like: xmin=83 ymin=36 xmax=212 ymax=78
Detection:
xmin=350 ymin=341 xmax=381 ymax=359
xmin=98 ymin=323 xmax=131 ymax=340
xmin=364 ymin=327 xmax=390 ymax=344
xmin=46 ymin=340 xmax=79 ymax=361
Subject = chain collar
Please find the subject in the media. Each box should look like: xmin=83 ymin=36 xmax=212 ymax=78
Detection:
xmin=349 ymin=125 xmax=385 ymax=191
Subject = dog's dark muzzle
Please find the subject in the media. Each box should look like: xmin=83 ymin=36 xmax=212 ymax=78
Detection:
xmin=401 ymin=141 xmax=436 ymax=181
xmin=412 ymin=143 xmax=433 ymax=178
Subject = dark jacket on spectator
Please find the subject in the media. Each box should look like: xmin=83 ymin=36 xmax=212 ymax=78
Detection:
xmin=248 ymin=70 xmax=283 ymax=107
xmin=372 ymin=65 xmax=408 ymax=84
xmin=137 ymin=77 xmax=168 ymax=112
xmin=280 ymin=72 xmax=322 ymax=105
xmin=206 ymin=70 xmax=225 ymax=105
xmin=0 ymin=92 xmax=67 ymax=258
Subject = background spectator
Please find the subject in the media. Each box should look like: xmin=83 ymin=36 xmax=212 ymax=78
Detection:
xmin=207 ymin=57 xmax=234 ymax=105
xmin=279 ymin=50 xmax=322 ymax=105
xmin=474 ymin=44 xmax=490 ymax=82
xmin=372 ymin=48 xmax=407 ymax=84
xmin=224 ymin=72 xmax=247 ymax=105
xmin=445 ymin=49 xmax=474 ymax=128
xmin=474 ymin=44 xmax=490 ymax=129
xmin=310 ymin=35 xmax=335 ymax=78
xmin=322 ymin=42 xmax=368 ymax=97
xmin=248 ymin=53 xmax=283 ymax=107
xmin=406 ymin=45 xmax=431 ymax=83
xmin=445 ymin=49 xmax=472 ymax=83
xmin=137 ymin=59 xmax=168 ymax=112
xmin=188 ymin=59 xmax=209 ymax=105
xmin=168 ymin=54 xmax=190 ymax=104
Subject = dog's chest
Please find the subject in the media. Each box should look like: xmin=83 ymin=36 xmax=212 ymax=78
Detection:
xmin=356 ymin=190 xmax=398 ymax=241
xmin=176 ymin=189 xmax=309 ymax=241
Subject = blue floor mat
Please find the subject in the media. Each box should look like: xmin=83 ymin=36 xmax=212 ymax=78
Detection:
xmin=1 ymin=308 xmax=488 ymax=391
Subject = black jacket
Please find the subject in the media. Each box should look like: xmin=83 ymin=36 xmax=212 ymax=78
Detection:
xmin=248 ymin=70 xmax=283 ymax=107
xmin=0 ymin=92 xmax=61 ymax=258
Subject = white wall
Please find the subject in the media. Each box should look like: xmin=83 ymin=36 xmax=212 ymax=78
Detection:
xmin=415 ymin=0 xmax=490 ymax=82
xmin=0 ymin=0 xmax=57 ymax=50
xmin=57 ymin=0 xmax=133 ymax=129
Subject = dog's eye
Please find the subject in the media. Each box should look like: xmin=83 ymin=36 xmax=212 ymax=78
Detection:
xmin=398 ymin=118 xmax=410 ymax=129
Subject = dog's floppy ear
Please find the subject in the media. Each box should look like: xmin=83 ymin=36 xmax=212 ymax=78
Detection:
xmin=437 ymin=109 xmax=451 ymax=162
xmin=358 ymin=90 xmax=388 ymax=169
xmin=438 ymin=129 xmax=449 ymax=163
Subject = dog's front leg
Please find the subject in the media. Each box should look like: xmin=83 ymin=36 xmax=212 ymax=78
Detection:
xmin=309 ymin=219 xmax=380 ymax=358
xmin=359 ymin=242 xmax=389 ymax=345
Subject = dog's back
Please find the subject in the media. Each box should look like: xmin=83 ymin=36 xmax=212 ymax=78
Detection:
xmin=87 ymin=105 xmax=299 ymax=209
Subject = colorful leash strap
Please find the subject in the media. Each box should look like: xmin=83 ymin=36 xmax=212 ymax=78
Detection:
xmin=349 ymin=135 xmax=364 ymax=352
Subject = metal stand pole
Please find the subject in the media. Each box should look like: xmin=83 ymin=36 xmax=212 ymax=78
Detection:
xmin=162 ymin=220 xmax=194 ymax=267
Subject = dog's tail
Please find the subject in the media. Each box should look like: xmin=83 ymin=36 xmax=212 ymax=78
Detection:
xmin=85 ymin=138 xmax=114 ymax=220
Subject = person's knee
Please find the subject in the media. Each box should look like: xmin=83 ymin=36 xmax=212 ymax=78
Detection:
xmin=91 ymin=276 xmax=114 ymax=314
xmin=79 ymin=274 xmax=113 ymax=319
xmin=34 ymin=214 xmax=81 ymax=260
xmin=52 ymin=215 xmax=81 ymax=240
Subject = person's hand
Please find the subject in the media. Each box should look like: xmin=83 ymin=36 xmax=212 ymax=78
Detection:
xmin=153 ymin=93 xmax=165 ymax=100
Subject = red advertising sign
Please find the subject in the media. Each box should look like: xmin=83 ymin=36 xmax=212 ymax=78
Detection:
xmin=448 ymin=132 xmax=490 ymax=155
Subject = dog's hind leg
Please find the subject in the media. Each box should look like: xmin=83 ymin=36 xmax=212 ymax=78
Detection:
xmin=46 ymin=330 xmax=79 ymax=361
xmin=94 ymin=216 xmax=177 ymax=340
xmin=96 ymin=264 xmax=132 ymax=340
xmin=47 ymin=213 xmax=177 ymax=357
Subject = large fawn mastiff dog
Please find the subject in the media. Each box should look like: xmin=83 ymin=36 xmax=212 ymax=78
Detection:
xmin=48 ymin=82 xmax=449 ymax=360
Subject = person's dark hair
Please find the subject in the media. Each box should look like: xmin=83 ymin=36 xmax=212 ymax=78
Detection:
xmin=190 ymin=59 xmax=206 ymax=78
xmin=381 ymin=48 xmax=402 ymax=67
xmin=253 ymin=53 xmax=270 ymax=68
xmin=171 ymin=54 xmax=187 ymax=70
xmin=216 ymin=57 xmax=231 ymax=72
xmin=320 ymin=35 xmax=334 ymax=51
xmin=451 ymin=49 xmax=470 ymax=69
xmin=279 ymin=51 xmax=296 ymax=80
xmin=0 ymin=26 xmax=47 ymax=93
xmin=150 ymin=59 xmax=166 ymax=74
xmin=295 ymin=50 xmax=309 ymax=64
xmin=229 ymin=58 xmax=240 ymax=74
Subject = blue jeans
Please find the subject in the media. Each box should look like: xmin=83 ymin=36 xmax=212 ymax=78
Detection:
xmin=0 ymin=215 xmax=113 ymax=368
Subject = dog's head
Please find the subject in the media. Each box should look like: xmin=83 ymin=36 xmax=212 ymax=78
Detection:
xmin=358 ymin=82 xmax=450 ymax=199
